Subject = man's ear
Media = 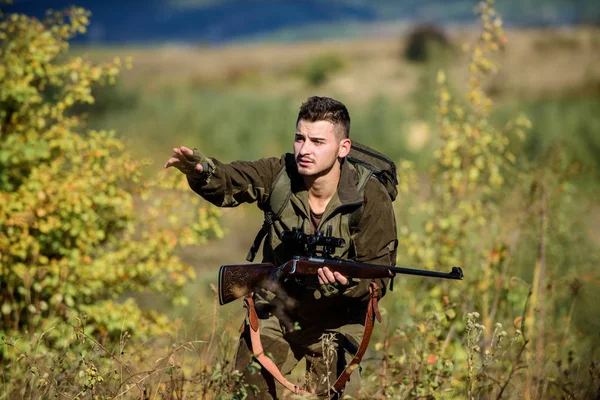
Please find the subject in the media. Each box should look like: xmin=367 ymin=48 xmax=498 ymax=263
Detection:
xmin=338 ymin=138 xmax=351 ymax=158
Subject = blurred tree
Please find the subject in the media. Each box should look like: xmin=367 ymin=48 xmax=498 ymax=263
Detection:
xmin=403 ymin=23 xmax=451 ymax=63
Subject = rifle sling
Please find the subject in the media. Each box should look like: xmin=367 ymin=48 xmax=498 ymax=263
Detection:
xmin=244 ymin=296 xmax=308 ymax=395
xmin=242 ymin=281 xmax=382 ymax=398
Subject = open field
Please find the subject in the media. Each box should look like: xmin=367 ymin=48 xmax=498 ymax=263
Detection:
xmin=77 ymin=27 xmax=600 ymax=103
xmin=75 ymin=27 xmax=600 ymax=175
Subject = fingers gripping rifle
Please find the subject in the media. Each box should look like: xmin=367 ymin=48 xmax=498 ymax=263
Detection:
xmin=218 ymin=227 xmax=463 ymax=305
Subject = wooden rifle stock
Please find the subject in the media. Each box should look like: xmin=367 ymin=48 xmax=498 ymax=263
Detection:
xmin=218 ymin=256 xmax=463 ymax=305
xmin=218 ymin=263 xmax=275 ymax=305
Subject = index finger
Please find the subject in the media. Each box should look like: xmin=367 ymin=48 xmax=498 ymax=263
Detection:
xmin=164 ymin=157 xmax=180 ymax=168
xmin=180 ymin=146 xmax=194 ymax=156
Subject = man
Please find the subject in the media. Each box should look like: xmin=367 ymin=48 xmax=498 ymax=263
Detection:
xmin=165 ymin=96 xmax=397 ymax=398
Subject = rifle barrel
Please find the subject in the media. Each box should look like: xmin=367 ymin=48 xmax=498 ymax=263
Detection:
xmin=388 ymin=265 xmax=463 ymax=280
xmin=301 ymin=256 xmax=463 ymax=280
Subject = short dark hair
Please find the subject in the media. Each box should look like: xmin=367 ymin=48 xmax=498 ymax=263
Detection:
xmin=296 ymin=96 xmax=351 ymax=139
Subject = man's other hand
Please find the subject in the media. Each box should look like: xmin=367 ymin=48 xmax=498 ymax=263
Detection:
xmin=317 ymin=267 xmax=348 ymax=286
xmin=164 ymin=146 xmax=204 ymax=175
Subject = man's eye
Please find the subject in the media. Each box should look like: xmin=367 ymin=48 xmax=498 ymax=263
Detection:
xmin=295 ymin=136 xmax=303 ymax=142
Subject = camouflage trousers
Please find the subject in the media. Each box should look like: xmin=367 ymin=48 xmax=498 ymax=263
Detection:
xmin=234 ymin=311 xmax=364 ymax=399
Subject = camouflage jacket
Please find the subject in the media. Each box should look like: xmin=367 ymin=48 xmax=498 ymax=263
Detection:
xmin=187 ymin=153 xmax=398 ymax=323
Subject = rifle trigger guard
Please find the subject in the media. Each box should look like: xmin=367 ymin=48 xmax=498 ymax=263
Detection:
xmin=291 ymin=258 xmax=297 ymax=274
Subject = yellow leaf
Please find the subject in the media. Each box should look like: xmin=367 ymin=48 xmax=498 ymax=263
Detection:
xmin=437 ymin=70 xmax=446 ymax=85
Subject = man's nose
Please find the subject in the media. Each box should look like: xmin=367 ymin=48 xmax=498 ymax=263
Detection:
xmin=299 ymin=140 xmax=312 ymax=155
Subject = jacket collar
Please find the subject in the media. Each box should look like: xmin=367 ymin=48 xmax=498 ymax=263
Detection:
xmin=336 ymin=158 xmax=364 ymax=205
xmin=289 ymin=157 xmax=364 ymax=215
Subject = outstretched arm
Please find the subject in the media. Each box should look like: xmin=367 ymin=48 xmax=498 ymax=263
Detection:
xmin=165 ymin=146 xmax=285 ymax=208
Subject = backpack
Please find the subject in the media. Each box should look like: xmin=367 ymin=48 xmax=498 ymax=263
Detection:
xmin=246 ymin=142 xmax=398 ymax=262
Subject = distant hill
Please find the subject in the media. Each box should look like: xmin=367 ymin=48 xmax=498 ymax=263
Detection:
xmin=3 ymin=0 xmax=599 ymax=44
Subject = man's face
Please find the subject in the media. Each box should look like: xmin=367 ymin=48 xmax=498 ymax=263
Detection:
xmin=294 ymin=119 xmax=346 ymax=177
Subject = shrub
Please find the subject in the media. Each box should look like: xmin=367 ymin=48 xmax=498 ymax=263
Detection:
xmin=403 ymin=23 xmax=451 ymax=63
xmin=297 ymin=53 xmax=346 ymax=86
xmin=0 ymin=6 xmax=222 ymax=398
xmin=364 ymin=1 xmax=600 ymax=398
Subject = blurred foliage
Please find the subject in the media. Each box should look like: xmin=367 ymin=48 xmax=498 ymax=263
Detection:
xmin=294 ymin=53 xmax=347 ymax=86
xmin=84 ymin=76 xmax=600 ymax=190
xmin=503 ymin=97 xmax=600 ymax=178
xmin=365 ymin=1 xmax=600 ymax=398
xmin=85 ymin=88 xmax=417 ymax=169
xmin=0 ymin=5 xmax=223 ymax=398
xmin=532 ymin=31 xmax=582 ymax=52
xmin=403 ymin=23 xmax=452 ymax=63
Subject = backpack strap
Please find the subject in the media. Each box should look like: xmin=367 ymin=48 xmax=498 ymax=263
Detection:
xmin=246 ymin=155 xmax=294 ymax=262
xmin=348 ymin=164 xmax=373 ymax=235
xmin=346 ymin=164 xmax=370 ymax=264
xmin=347 ymin=165 xmax=395 ymax=291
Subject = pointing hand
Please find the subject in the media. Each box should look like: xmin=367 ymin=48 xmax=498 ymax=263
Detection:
xmin=164 ymin=146 xmax=204 ymax=176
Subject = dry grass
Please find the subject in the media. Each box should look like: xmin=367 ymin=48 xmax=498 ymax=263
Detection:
xmin=75 ymin=27 xmax=600 ymax=103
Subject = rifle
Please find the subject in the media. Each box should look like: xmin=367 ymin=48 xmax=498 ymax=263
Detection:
xmin=218 ymin=227 xmax=463 ymax=305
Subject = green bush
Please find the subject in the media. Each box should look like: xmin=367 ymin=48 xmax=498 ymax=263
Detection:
xmin=0 ymin=6 xmax=223 ymax=398
xmin=365 ymin=2 xmax=600 ymax=398
xmin=297 ymin=53 xmax=346 ymax=86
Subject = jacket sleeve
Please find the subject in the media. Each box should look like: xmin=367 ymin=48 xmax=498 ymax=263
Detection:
xmin=186 ymin=154 xmax=285 ymax=209
xmin=342 ymin=178 xmax=398 ymax=301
